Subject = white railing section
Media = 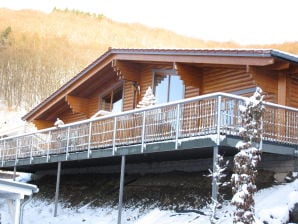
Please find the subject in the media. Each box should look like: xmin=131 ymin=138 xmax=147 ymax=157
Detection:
xmin=1 ymin=92 xmax=298 ymax=165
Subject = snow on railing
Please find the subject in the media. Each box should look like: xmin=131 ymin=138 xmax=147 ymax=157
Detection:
xmin=1 ymin=92 xmax=298 ymax=166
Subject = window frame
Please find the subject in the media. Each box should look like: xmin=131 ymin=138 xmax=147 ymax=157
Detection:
xmin=152 ymin=69 xmax=185 ymax=104
xmin=99 ymin=82 xmax=124 ymax=113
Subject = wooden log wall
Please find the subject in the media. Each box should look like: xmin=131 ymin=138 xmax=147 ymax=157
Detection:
xmin=59 ymin=109 xmax=88 ymax=124
xmin=184 ymin=86 xmax=200 ymax=98
xmin=122 ymin=80 xmax=135 ymax=111
xmin=202 ymin=68 xmax=256 ymax=95
xmin=287 ymin=75 xmax=298 ymax=108
xmin=138 ymin=65 xmax=154 ymax=102
xmin=33 ymin=60 xmax=297 ymax=131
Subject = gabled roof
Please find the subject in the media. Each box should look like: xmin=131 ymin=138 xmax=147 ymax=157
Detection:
xmin=22 ymin=48 xmax=298 ymax=122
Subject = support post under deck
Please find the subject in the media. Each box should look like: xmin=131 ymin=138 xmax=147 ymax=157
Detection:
xmin=54 ymin=161 xmax=62 ymax=217
xmin=212 ymin=146 xmax=219 ymax=202
xmin=117 ymin=155 xmax=126 ymax=224
xmin=212 ymin=95 xmax=221 ymax=203
xmin=13 ymin=165 xmax=17 ymax=181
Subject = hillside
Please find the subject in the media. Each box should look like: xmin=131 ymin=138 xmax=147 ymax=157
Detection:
xmin=1 ymin=170 xmax=297 ymax=224
xmin=0 ymin=8 xmax=297 ymax=110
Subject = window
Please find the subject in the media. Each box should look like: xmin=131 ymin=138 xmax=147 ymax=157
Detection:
xmin=100 ymin=86 xmax=123 ymax=113
xmin=153 ymin=73 xmax=184 ymax=104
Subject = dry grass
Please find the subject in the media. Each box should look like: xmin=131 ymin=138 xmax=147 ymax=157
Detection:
xmin=0 ymin=8 xmax=297 ymax=109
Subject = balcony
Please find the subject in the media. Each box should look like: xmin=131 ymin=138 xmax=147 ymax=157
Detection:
xmin=1 ymin=92 xmax=298 ymax=170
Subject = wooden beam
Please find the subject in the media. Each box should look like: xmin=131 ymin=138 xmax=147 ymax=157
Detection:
xmin=112 ymin=60 xmax=141 ymax=83
xmin=65 ymin=95 xmax=90 ymax=116
xmin=32 ymin=119 xmax=53 ymax=129
xmin=115 ymin=54 xmax=275 ymax=66
xmin=264 ymin=60 xmax=290 ymax=71
xmin=278 ymin=73 xmax=287 ymax=105
xmin=175 ymin=63 xmax=203 ymax=88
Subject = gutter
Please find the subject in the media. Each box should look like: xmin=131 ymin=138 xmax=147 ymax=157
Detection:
xmin=271 ymin=50 xmax=298 ymax=64
xmin=20 ymin=195 xmax=33 ymax=224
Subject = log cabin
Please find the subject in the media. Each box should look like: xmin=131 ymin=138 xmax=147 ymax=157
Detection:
xmin=1 ymin=48 xmax=298 ymax=216
xmin=0 ymin=48 xmax=298 ymax=171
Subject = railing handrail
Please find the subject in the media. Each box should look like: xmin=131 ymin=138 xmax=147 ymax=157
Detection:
xmin=1 ymin=91 xmax=298 ymax=142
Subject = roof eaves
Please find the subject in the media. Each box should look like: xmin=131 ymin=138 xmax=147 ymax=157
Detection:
xmin=22 ymin=48 xmax=298 ymax=121
xmin=109 ymin=48 xmax=274 ymax=58
xmin=22 ymin=49 xmax=116 ymax=121
xmin=271 ymin=50 xmax=298 ymax=64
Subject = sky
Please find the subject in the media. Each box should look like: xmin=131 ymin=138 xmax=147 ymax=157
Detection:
xmin=0 ymin=0 xmax=298 ymax=45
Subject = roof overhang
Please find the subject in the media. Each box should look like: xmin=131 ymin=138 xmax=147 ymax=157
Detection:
xmin=22 ymin=48 xmax=298 ymax=123
xmin=0 ymin=179 xmax=39 ymax=199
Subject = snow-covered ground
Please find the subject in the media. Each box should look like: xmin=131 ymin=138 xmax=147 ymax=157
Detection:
xmin=0 ymin=172 xmax=297 ymax=224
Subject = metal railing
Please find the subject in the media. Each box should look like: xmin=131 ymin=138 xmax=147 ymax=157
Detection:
xmin=1 ymin=92 xmax=298 ymax=165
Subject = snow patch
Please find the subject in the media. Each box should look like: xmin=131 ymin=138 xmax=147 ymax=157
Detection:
xmin=0 ymin=173 xmax=297 ymax=224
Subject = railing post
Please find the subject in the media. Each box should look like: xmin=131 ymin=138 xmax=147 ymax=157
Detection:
xmin=141 ymin=111 xmax=146 ymax=153
xmin=15 ymin=138 xmax=19 ymax=167
xmin=212 ymin=95 xmax=222 ymax=205
xmin=0 ymin=141 xmax=3 ymax=167
xmin=87 ymin=121 xmax=92 ymax=158
xmin=216 ymin=95 xmax=222 ymax=145
xmin=175 ymin=103 xmax=181 ymax=150
xmin=112 ymin=117 xmax=117 ymax=155
xmin=47 ymin=131 xmax=51 ymax=162
xmin=30 ymin=136 xmax=34 ymax=164
xmin=65 ymin=127 xmax=70 ymax=160
xmin=2 ymin=141 xmax=5 ymax=167
xmin=260 ymin=117 xmax=263 ymax=150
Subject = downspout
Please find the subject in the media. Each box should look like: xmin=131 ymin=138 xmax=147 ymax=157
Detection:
xmin=20 ymin=195 xmax=33 ymax=224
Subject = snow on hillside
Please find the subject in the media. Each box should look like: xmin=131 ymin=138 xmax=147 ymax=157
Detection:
xmin=0 ymin=172 xmax=297 ymax=224
xmin=0 ymin=101 xmax=29 ymax=137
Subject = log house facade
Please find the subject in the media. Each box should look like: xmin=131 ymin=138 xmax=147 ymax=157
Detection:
xmin=22 ymin=49 xmax=298 ymax=129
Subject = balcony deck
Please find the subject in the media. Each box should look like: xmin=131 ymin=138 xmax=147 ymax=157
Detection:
xmin=1 ymin=92 xmax=298 ymax=172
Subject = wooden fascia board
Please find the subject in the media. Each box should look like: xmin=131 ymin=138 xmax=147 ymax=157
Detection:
xmin=66 ymin=95 xmax=90 ymax=115
xmin=24 ymin=57 xmax=114 ymax=122
xmin=114 ymin=54 xmax=275 ymax=66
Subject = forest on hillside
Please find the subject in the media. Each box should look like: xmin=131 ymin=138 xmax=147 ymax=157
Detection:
xmin=0 ymin=8 xmax=297 ymax=111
